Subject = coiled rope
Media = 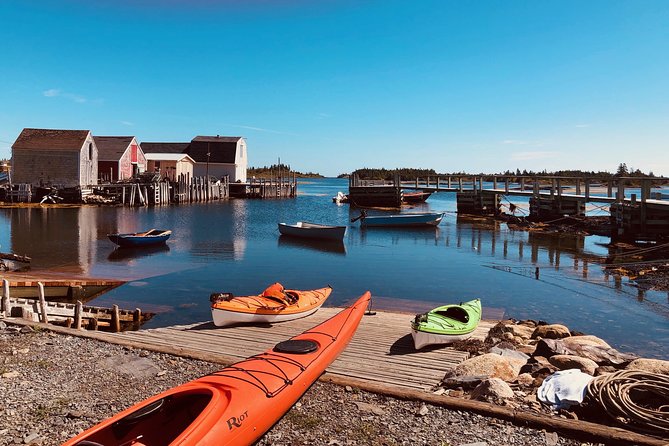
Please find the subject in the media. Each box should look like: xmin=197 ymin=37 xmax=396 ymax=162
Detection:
xmin=586 ymin=369 xmax=669 ymax=436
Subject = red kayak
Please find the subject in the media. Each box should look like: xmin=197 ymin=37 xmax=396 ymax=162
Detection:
xmin=62 ymin=291 xmax=372 ymax=446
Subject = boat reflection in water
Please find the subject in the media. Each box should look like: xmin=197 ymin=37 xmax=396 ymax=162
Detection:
xmin=107 ymin=244 xmax=171 ymax=262
xmin=278 ymin=235 xmax=346 ymax=255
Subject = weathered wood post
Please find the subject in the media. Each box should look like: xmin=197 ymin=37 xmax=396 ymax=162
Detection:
xmin=111 ymin=304 xmax=121 ymax=333
xmin=2 ymin=279 xmax=10 ymax=315
xmin=37 ymin=282 xmax=49 ymax=324
xmin=133 ymin=308 xmax=142 ymax=331
xmin=607 ymin=179 xmax=613 ymax=198
xmin=74 ymin=301 xmax=83 ymax=329
xmin=504 ymin=178 xmax=509 ymax=194
xmin=585 ymin=178 xmax=590 ymax=201
xmin=616 ymin=179 xmax=625 ymax=203
xmin=89 ymin=317 xmax=98 ymax=331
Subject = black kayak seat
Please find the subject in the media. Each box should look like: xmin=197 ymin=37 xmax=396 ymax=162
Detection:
xmin=434 ymin=306 xmax=469 ymax=323
xmin=273 ymin=339 xmax=319 ymax=354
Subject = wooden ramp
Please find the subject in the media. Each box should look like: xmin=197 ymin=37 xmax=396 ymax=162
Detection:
xmin=110 ymin=308 xmax=496 ymax=391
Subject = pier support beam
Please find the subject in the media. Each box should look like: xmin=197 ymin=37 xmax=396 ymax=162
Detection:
xmin=456 ymin=191 xmax=500 ymax=215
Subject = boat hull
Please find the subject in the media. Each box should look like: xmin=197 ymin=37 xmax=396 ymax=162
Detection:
xmin=278 ymin=222 xmax=346 ymax=241
xmin=108 ymin=230 xmax=172 ymax=247
xmin=211 ymin=285 xmax=332 ymax=327
xmin=62 ymin=292 xmax=371 ymax=446
xmin=360 ymin=212 xmax=444 ymax=227
xmin=410 ymin=328 xmax=474 ymax=349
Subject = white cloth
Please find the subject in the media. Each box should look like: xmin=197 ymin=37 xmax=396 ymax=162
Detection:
xmin=537 ymin=368 xmax=594 ymax=409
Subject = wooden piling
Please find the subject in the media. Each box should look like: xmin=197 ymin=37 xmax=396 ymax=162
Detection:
xmin=37 ymin=282 xmax=49 ymax=324
xmin=111 ymin=304 xmax=120 ymax=333
xmin=2 ymin=279 xmax=9 ymax=315
xmin=74 ymin=301 xmax=83 ymax=329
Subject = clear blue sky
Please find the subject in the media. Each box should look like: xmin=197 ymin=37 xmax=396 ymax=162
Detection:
xmin=1 ymin=0 xmax=667 ymax=177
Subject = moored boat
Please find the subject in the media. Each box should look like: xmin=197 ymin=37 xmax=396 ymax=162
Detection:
xmin=402 ymin=190 xmax=433 ymax=204
xmin=278 ymin=221 xmax=346 ymax=241
xmin=210 ymin=283 xmax=332 ymax=327
xmin=107 ymin=229 xmax=172 ymax=247
xmin=63 ymin=292 xmax=372 ymax=446
xmin=411 ymin=299 xmax=482 ymax=349
xmin=353 ymin=211 xmax=444 ymax=227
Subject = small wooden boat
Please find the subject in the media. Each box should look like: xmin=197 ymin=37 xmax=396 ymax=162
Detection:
xmin=411 ymin=299 xmax=482 ymax=349
xmin=278 ymin=221 xmax=346 ymax=241
xmin=353 ymin=211 xmax=444 ymax=227
xmin=402 ymin=190 xmax=433 ymax=204
xmin=210 ymin=283 xmax=332 ymax=327
xmin=63 ymin=292 xmax=371 ymax=446
xmin=107 ymin=229 xmax=171 ymax=247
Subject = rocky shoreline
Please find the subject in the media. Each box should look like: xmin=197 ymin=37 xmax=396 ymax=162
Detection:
xmin=1 ymin=319 xmax=666 ymax=446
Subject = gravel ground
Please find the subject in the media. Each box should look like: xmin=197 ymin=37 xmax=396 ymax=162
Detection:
xmin=0 ymin=324 xmax=609 ymax=446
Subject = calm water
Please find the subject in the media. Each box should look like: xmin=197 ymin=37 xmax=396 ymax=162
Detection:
xmin=1 ymin=178 xmax=667 ymax=359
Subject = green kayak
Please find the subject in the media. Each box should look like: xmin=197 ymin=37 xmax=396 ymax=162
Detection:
xmin=410 ymin=299 xmax=482 ymax=349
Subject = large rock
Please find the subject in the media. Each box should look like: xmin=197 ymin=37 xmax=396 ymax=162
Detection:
xmin=532 ymin=324 xmax=571 ymax=340
xmin=470 ymin=378 xmax=515 ymax=401
xmin=533 ymin=339 xmax=637 ymax=366
xmin=443 ymin=353 xmax=526 ymax=382
xmin=548 ymin=355 xmax=598 ymax=375
xmin=507 ymin=324 xmax=535 ymax=340
xmin=489 ymin=346 xmax=530 ymax=362
xmin=563 ymin=335 xmax=611 ymax=349
xmin=626 ymin=358 xmax=669 ymax=375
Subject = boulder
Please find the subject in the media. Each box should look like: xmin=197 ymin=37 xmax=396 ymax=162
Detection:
xmin=548 ymin=355 xmax=598 ymax=375
xmin=470 ymin=378 xmax=515 ymax=401
xmin=443 ymin=353 xmax=526 ymax=382
xmin=563 ymin=335 xmax=611 ymax=349
xmin=625 ymin=358 xmax=669 ymax=375
xmin=515 ymin=373 xmax=535 ymax=387
xmin=532 ymin=324 xmax=571 ymax=340
xmin=508 ymin=324 xmax=535 ymax=340
xmin=489 ymin=346 xmax=530 ymax=362
xmin=532 ymin=339 xmax=638 ymax=366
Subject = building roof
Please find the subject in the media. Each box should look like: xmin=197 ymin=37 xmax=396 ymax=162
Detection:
xmin=93 ymin=136 xmax=135 ymax=161
xmin=189 ymin=135 xmax=243 ymax=164
xmin=12 ymin=128 xmax=90 ymax=151
xmin=140 ymin=142 xmax=190 ymax=154
xmin=144 ymin=153 xmax=195 ymax=163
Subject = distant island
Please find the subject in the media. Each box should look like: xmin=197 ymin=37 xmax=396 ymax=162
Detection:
xmin=247 ymin=163 xmax=323 ymax=179
xmin=338 ymin=164 xmax=665 ymax=183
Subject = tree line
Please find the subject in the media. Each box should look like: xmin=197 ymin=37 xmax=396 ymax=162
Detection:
xmin=247 ymin=163 xmax=323 ymax=178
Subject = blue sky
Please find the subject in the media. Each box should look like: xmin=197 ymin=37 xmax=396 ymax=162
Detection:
xmin=1 ymin=0 xmax=667 ymax=177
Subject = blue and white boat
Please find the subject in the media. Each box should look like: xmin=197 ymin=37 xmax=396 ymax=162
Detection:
xmin=354 ymin=211 xmax=444 ymax=227
xmin=107 ymin=229 xmax=172 ymax=247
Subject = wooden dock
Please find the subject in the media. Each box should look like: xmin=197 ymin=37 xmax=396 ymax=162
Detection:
xmin=107 ymin=307 xmax=496 ymax=391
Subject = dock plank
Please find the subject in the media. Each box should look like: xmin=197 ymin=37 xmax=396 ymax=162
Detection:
xmin=110 ymin=308 xmax=496 ymax=391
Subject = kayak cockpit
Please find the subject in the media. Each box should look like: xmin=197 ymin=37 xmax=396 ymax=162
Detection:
xmin=75 ymin=390 xmax=213 ymax=445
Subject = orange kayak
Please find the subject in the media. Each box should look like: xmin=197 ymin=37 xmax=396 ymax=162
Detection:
xmin=62 ymin=291 xmax=371 ymax=446
xmin=210 ymin=283 xmax=332 ymax=327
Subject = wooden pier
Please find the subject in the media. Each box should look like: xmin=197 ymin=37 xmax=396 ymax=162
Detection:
xmin=105 ymin=307 xmax=495 ymax=390
xmin=1 ymin=279 xmax=150 ymax=332
xmin=347 ymin=174 xmax=669 ymax=240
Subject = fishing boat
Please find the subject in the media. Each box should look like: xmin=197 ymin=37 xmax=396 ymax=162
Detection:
xmin=63 ymin=292 xmax=371 ymax=446
xmin=278 ymin=221 xmax=346 ymax=241
xmin=402 ymin=190 xmax=433 ymax=204
xmin=107 ymin=229 xmax=172 ymax=247
xmin=411 ymin=299 xmax=482 ymax=349
xmin=210 ymin=283 xmax=332 ymax=327
xmin=352 ymin=210 xmax=445 ymax=227
xmin=332 ymin=191 xmax=349 ymax=204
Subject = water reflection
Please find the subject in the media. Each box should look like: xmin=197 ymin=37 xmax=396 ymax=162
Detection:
xmin=108 ymin=244 xmax=171 ymax=262
xmin=278 ymin=235 xmax=346 ymax=255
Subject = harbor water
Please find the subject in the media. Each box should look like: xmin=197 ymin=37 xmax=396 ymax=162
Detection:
xmin=1 ymin=178 xmax=667 ymax=359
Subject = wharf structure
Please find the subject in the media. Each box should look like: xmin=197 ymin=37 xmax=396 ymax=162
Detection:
xmin=3 ymin=128 xmax=297 ymax=205
xmin=348 ymin=173 xmax=669 ymax=241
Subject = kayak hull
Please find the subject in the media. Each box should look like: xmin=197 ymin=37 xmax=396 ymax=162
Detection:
xmin=63 ymin=292 xmax=372 ymax=446
xmin=210 ymin=285 xmax=332 ymax=327
xmin=411 ymin=299 xmax=482 ymax=349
